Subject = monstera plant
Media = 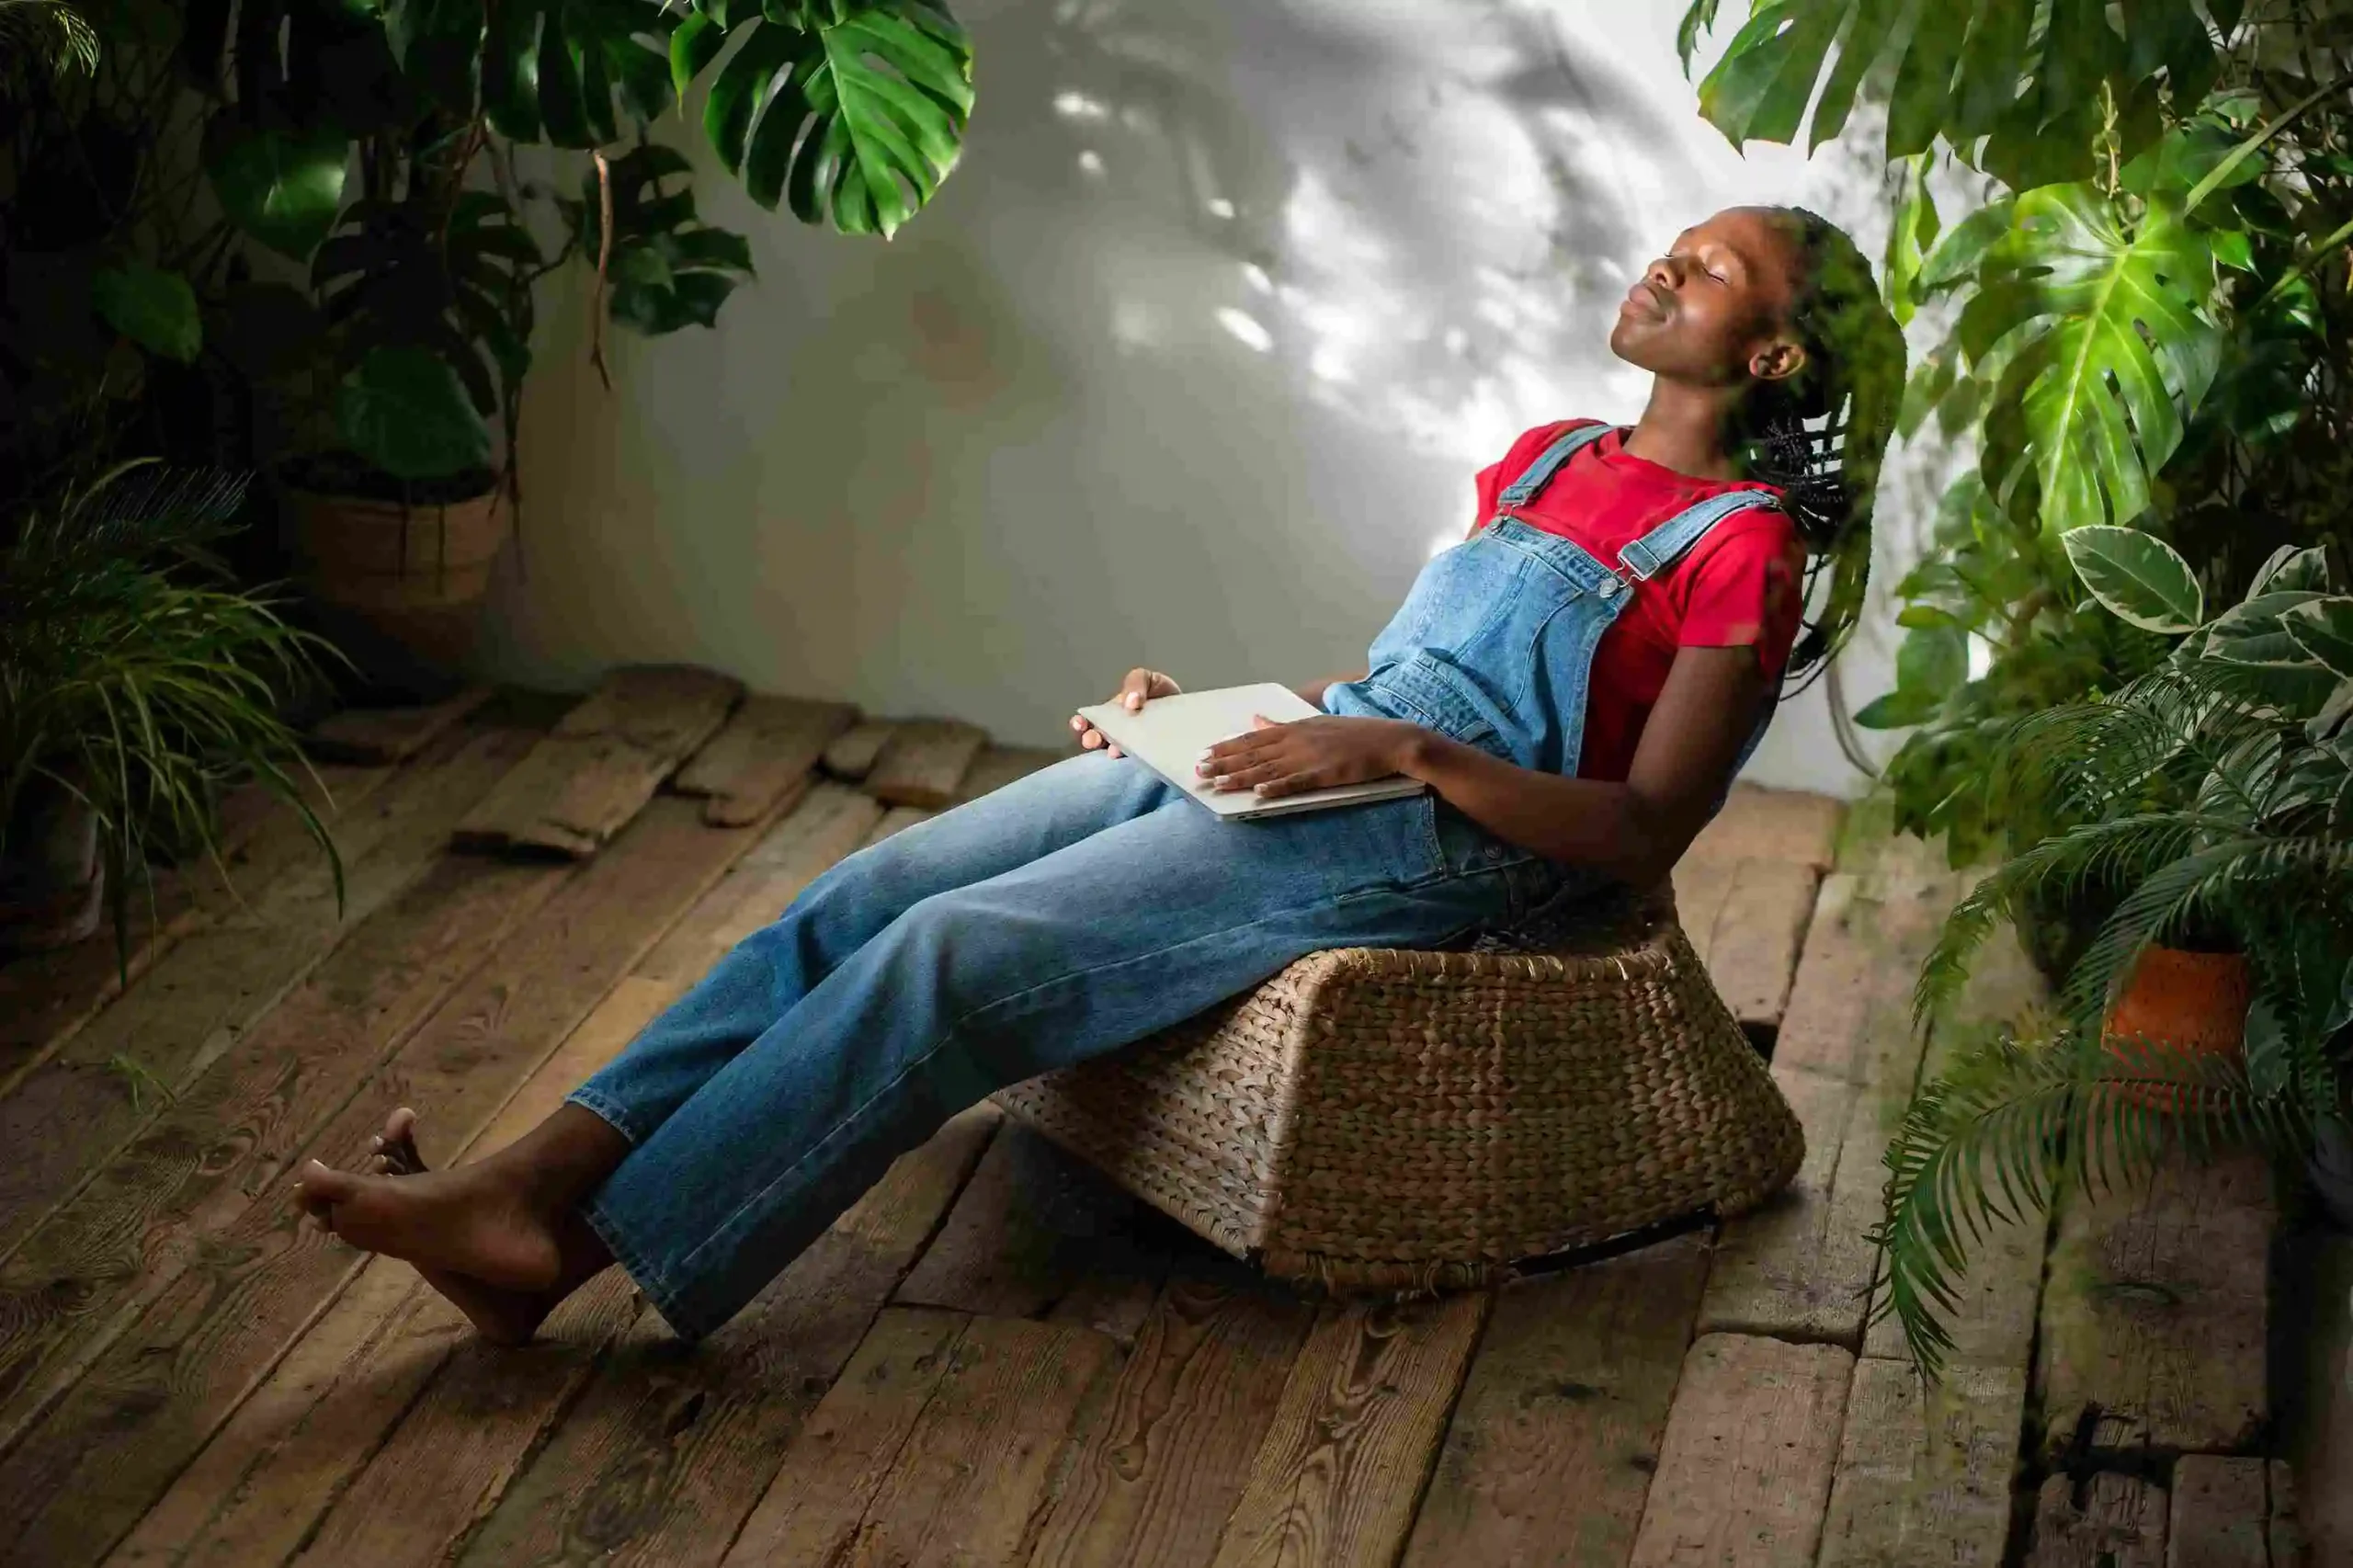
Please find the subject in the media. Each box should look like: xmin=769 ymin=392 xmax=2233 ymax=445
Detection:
xmin=1681 ymin=0 xmax=2353 ymax=874
xmin=158 ymin=0 xmax=976 ymax=666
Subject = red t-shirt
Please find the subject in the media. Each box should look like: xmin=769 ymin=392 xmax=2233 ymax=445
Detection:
xmin=1472 ymin=421 xmax=1802 ymax=783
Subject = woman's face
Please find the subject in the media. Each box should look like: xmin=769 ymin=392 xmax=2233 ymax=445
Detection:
xmin=1609 ymin=208 xmax=1807 ymax=391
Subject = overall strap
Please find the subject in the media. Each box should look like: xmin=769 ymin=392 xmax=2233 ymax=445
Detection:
xmin=1494 ymin=422 xmax=1617 ymax=509
xmin=1618 ymin=488 xmax=1782 ymax=581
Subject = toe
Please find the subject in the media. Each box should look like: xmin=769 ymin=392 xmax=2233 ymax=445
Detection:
xmin=301 ymin=1160 xmax=362 ymax=1205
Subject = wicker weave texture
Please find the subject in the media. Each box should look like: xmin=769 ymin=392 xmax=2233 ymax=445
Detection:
xmin=994 ymin=903 xmax=1804 ymax=1291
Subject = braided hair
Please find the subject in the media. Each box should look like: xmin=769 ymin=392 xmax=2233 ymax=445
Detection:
xmin=1735 ymin=208 xmax=1907 ymax=687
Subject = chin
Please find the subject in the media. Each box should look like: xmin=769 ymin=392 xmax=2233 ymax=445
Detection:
xmin=1607 ymin=317 xmax=1656 ymax=367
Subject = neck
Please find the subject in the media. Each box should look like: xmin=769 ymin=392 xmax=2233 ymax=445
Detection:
xmin=1623 ymin=381 xmax=1745 ymax=481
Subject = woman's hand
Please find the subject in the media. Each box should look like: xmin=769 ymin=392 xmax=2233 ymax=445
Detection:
xmin=1198 ymin=714 xmax=1425 ymax=798
xmin=1070 ymin=667 xmax=1182 ymax=757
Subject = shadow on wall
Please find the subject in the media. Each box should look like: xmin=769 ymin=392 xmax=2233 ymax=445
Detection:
xmin=483 ymin=0 xmax=1876 ymax=791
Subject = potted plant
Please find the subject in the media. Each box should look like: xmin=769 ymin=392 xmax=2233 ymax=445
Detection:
xmin=1 ymin=461 xmax=340 ymax=957
xmin=1870 ymin=531 xmax=2353 ymax=1375
xmin=174 ymin=0 xmax=976 ymax=676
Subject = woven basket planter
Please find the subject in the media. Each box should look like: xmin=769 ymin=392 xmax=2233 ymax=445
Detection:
xmin=994 ymin=891 xmax=1804 ymax=1292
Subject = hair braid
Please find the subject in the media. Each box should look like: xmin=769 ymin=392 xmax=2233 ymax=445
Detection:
xmin=1740 ymin=208 xmax=1906 ymax=685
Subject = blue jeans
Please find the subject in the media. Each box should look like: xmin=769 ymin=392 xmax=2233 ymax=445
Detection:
xmin=569 ymin=752 xmax=1562 ymax=1339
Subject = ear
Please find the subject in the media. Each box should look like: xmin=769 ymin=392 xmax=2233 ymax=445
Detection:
xmin=1749 ymin=338 xmax=1809 ymax=384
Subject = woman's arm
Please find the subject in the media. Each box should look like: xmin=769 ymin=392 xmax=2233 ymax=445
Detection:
xmin=1399 ymin=645 xmax=1766 ymax=887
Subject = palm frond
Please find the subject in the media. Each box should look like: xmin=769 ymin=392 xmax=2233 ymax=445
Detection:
xmin=1868 ymin=1026 xmax=2302 ymax=1381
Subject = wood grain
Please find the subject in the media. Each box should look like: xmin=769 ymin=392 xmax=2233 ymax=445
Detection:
xmin=0 ymin=846 xmax=569 ymax=1443
xmin=1767 ymin=870 xmax=1954 ymax=1087
xmin=2036 ymin=1152 xmax=2271 ymax=1460
xmin=0 ymin=798 xmax=761 ymax=1568
xmin=1700 ymin=861 xmax=1824 ymax=1031
xmin=1210 ymin=1292 xmax=1489 ymax=1568
xmin=455 ymin=665 xmax=742 ymax=855
xmin=839 ymin=1312 xmax=1119 ymax=1567
xmin=1627 ymin=1335 xmax=1853 ymax=1568
xmin=309 ymin=687 xmax=493 ymax=763
xmin=2025 ymin=1472 xmax=2165 ymax=1568
xmin=822 ymin=718 xmax=900 ymax=781
xmin=1699 ymin=1066 xmax=1886 ymax=1346
xmin=109 ymin=977 xmax=680 ymax=1568
xmin=2166 ymin=1456 xmax=2268 ymax=1568
xmin=454 ymin=1108 xmax=1000 ymax=1568
xmin=1402 ymin=1234 xmax=1711 ymax=1568
xmin=672 ymin=693 xmax=858 ymax=826
xmin=0 ymin=765 xmax=380 ymax=1096
xmin=865 ymin=719 xmax=989 ymax=809
xmin=954 ymin=744 xmax=1066 ymax=805
xmin=1686 ymin=785 xmax=1846 ymax=870
xmin=0 ymin=727 xmax=534 ymax=1264
xmin=895 ymin=1120 xmax=1185 ymax=1341
xmin=1028 ymin=1268 xmax=1318 ymax=1568
xmin=717 ymin=1307 xmax=970 ymax=1565
xmin=1817 ymin=1358 xmax=2026 ymax=1568
xmin=1670 ymin=858 xmax=1735 ymax=972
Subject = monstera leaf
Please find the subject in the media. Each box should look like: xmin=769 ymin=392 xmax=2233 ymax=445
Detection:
xmin=336 ymin=346 xmax=493 ymax=480
xmin=562 ymin=146 xmax=756 ymax=333
xmin=693 ymin=0 xmax=973 ymax=237
xmin=1949 ymin=187 xmax=2228 ymax=538
xmin=381 ymin=0 xmax=678 ymax=144
xmin=1678 ymin=0 xmax=2216 ymax=176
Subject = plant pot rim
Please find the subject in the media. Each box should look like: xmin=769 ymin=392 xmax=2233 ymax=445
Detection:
xmin=277 ymin=454 xmax=502 ymax=508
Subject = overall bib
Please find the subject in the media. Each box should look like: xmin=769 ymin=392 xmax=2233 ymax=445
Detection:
xmin=568 ymin=422 xmax=1784 ymax=1339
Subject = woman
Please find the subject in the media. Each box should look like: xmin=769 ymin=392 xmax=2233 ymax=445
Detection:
xmin=296 ymin=205 xmax=1904 ymax=1346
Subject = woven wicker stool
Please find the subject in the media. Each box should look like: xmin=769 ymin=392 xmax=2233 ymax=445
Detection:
xmin=993 ymin=887 xmax=1804 ymax=1292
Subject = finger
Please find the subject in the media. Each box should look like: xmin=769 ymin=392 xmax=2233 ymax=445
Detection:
xmin=1210 ymin=759 xmax=1291 ymax=791
xmin=1121 ymin=668 xmax=1154 ymax=710
xmin=1107 ymin=744 xmax=1123 ymax=758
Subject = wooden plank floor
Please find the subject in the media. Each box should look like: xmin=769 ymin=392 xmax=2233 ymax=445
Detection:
xmin=3 ymin=699 xmax=2280 ymax=1567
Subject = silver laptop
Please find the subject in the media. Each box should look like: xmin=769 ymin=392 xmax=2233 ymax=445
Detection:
xmin=1074 ymin=682 xmax=1429 ymax=821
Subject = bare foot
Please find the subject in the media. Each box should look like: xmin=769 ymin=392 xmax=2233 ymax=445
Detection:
xmin=297 ymin=1150 xmax=563 ymax=1293
xmin=357 ymin=1108 xmax=553 ymax=1346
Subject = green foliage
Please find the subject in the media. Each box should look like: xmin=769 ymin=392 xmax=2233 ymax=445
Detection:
xmin=335 ymin=346 xmax=493 ymax=481
xmin=90 ymin=262 xmax=200 ymax=365
xmin=2063 ymin=526 xmax=2206 ymax=632
xmin=202 ymin=123 xmax=352 ymax=260
xmin=1877 ymin=557 xmax=2353 ymax=1375
xmin=559 ymin=145 xmax=756 ymax=334
xmin=0 ymin=1 xmax=97 ymax=94
xmin=0 ymin=463 xmax=343 ymax=960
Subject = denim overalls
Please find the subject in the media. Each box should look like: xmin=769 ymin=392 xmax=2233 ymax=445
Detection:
xmin=567 ymin=422 xmax=1785 ymax=1339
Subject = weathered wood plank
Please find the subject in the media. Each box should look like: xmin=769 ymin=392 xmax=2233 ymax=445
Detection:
xmin=1627 ymin=1335 xmax=1853 ymax=1568
xmin=1028 ymin=1268 xmax=1318 ymax=1568
xmin=0 ymin=798 xmax=762 ymax=1568
xmin=0 ymin=846 xmax=570 ymax=1443
xmin=1670 ymin=857 xmax=1734 ymax=971
xmin=866 ymin=804 xmax=936 ymax=846
xmin=865 ymin=718 xmax=989 ymax=810
xmin=1699 ymin=1066 xmax=1886 ymax=1347
xmin=2166 ymin=1456 xmax=2268 ymax=1568
xmin=0 ymin=765 xmax=380 ymax=1096
xmin=717 ymin=1307 xmax=969 ymax=1565
xmin=895 ymin=1120 xmax=1181 ymax=1342
xmin=1210 ymin=1292 xmax=1488 ymax=1568
xmin=0 ymin=727 xmax=534 ymax=1264
xmin=835 ymin=1312 xmax=1119 ymax=1567
xmin=672 ymin=693 xmax=858 ymax=827
xmin=454 ymin=665 xmax=742 ymax=856
xmin=106 ymin=976 xmax=679 ymax=1568
xmin=1706 ymin=860 xmax=1824 ymax=1030
xmin=1686 ymin=785 xmax=1846 ymax=871
xmin=454 ymin=1108 xmax=1000 ymax=1568
xmin=1817 ymin=1358 xmax=2026 ymax=1568
xmin=2036 ymin=1151 xmax=2271 ymax=1460
xmin=309 ymin=687 xmax=493 ymax=763
xmin=822 ymin=718 xmax=900 ymax=781
xmin=1401 ymin=1233 xmax=1711 ymax=1568
xmin=953 ymin=744 xmax=1065 ymax=805
xmin=2266 ymin=1460 xmax=2311 ymax=1568
xmin=1768 ymin=869 xmax=1954 ymax=1086
xmin=2026 ymin=1472 xmax=2165 ymax=1568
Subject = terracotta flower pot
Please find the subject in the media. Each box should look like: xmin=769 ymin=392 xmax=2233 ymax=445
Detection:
xmin=2101 ymin=946 xmax=2250 ymax=1108
xmin=286 ymin=480 xmax=511 ymax=672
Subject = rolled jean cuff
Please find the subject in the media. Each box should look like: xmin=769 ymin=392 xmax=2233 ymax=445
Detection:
xmin=575 ymin=1194 xmax=716 ymax=1344
xmin=563 ymin=1085 xmax=651 ymax=1148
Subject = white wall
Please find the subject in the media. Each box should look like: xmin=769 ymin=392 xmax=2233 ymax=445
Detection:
xmin=480 ymin=0 xmax=1930 ymax=797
